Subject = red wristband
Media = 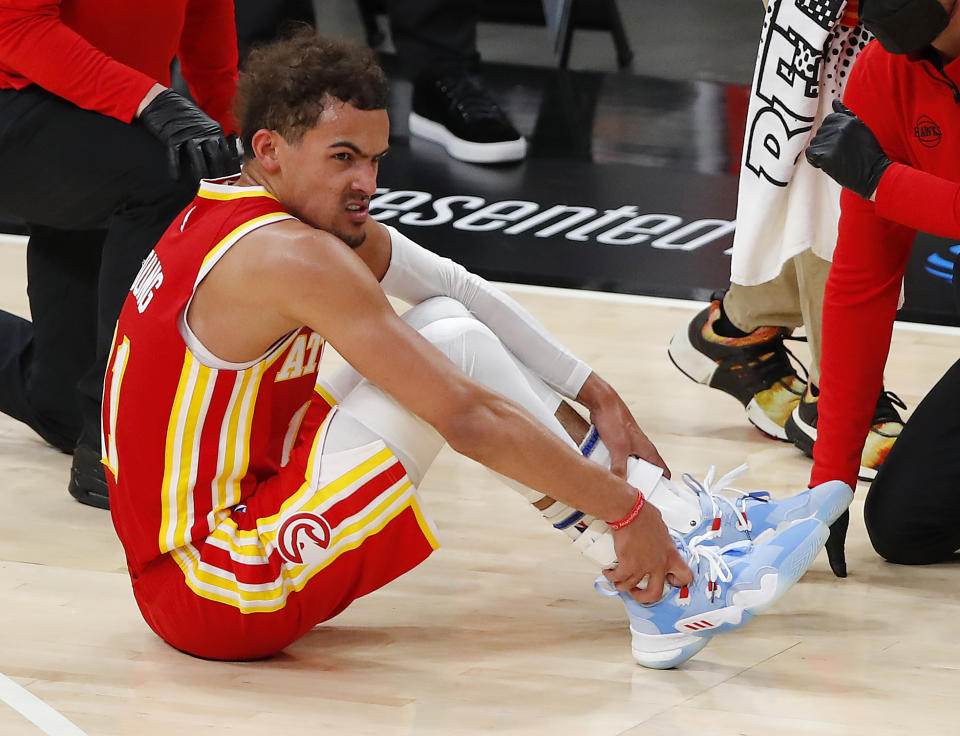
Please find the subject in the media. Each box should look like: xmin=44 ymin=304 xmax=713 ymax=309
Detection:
xmin=606 ymin=490 xmax=645 ymax=530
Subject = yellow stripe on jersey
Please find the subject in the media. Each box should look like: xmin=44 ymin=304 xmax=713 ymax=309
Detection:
xmin=197 ymin=187 xmax=278 ymax=202
xmin=205 ymin=330 xmax=295 ymax=525
xmin=313 ymin=382 xmax=339 ymax=408
xmin=205 ymin=439 xmax=395 ymax=552
xmin=159 ymin=351 xmax=218 ymax=552
xmin=160 ymin=352 xmax=198 ymax=552
xmin=100 ymin=321 xmax=123 ymax=471
xmin=197 ymin=212 xmax=293 ymax=280
xmin=103 ymin=335 xmax=131 ymax=483
xmin=271 ymin=447 xmax=397 ymax=532
xmin=207 ymin=369 xmax=258 ymax=525
xmin=409 ymin=496 xmax=440 ymax=551
xmin=171 ymin=469 xmax=423 ymax=613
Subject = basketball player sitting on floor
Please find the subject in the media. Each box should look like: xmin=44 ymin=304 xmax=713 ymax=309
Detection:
xmin=102 ymin=32 xmax=851 ymax=669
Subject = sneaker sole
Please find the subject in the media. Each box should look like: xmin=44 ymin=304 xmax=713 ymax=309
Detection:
xmin=857 ymin=465 xmax=877 ymax=483
xmin=629 ymin=628 xmax=711 ymax=669
xmin=408 ymin=112 xmax=527 ymax=163
xmin=784 ymin=405 xmax=816 ymax=457
xmin=68 ymin=482 xmax=110 ymax=510
xmin=668 ymin=327 xmax=789 ymax=441
xmin=629 ymin=521 xmax=827 ymax=669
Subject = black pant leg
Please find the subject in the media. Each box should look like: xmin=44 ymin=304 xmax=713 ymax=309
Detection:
xmin=864 ymin=358 xmax=960 ymax=564
xmin=17 ymin=227 xmax=102 ymax=451
xmin=388 ymin=0 xmax=480 ymax=78
xmin=0 ymin=88 xmax=198 ymax=451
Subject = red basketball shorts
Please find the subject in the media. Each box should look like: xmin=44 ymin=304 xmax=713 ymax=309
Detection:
xmin=129 ymin=403 xmax=439 ymax=660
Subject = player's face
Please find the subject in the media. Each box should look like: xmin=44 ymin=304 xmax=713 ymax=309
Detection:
xmin=281 ymin=101 xmax=389 ymax=247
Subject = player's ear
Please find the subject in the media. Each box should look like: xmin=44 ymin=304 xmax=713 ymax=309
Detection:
xmin=251 ymin=129 xmax=283 ymax=174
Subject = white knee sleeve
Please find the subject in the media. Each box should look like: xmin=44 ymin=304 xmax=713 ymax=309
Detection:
xmin=320 ymin=298 xmax=573 ymax=490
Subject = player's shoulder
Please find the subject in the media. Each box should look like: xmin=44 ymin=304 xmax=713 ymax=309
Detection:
xmin=240 ymin=217 xmax=343 ymax=251
xmin=234 ymin=218 xmax=357 ymax=277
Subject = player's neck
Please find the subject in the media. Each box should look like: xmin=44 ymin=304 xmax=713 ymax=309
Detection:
xmin=234 ymin=161 xmax=275 ymax=193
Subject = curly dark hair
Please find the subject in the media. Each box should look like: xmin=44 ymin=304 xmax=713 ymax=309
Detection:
xmin=234 ymin=29 xmax=390 ymax=157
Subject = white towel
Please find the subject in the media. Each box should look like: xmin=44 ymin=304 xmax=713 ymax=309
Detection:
xmin=731 ymin=0 xmax=871 ymax=286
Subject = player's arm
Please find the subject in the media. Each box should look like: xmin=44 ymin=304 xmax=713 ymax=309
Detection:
xmin=246 ymin=221 xmax=693 ymax=599
xmin=353 ymin=220 xmax=668 ymax=478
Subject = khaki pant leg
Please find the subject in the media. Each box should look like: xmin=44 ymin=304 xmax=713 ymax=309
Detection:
xmin=724 ymin=250 xmax=831 ymax=385
xmin=794 ymin=249 xmax=831 ymax=386
xmin=723 ymin=257 xmax=803 ymax=331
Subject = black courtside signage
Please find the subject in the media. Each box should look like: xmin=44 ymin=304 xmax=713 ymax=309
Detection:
xmin=914 ymin=115 xmax=942 ymax=148
xmin=370 ymin=188 xmax=736 ymax=253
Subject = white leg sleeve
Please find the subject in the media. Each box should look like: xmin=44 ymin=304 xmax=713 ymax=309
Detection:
xmin=321 ymin=297 xmax=574 ymax=487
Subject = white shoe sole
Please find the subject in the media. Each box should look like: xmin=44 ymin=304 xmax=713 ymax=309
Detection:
xmin=667 ymin=323 xmax=716 ymax=385
xmin=746 ymin=398 xmax=789 ymax=441
xmin=669 ymin=323 xmax=788 ymax=440
xmin=791 ymin=404 xmax=818 ymax=442
xmin=409 ymin=112 xmax=527 ymax=163
xmin=630 ymin=628 xmax=710 ymax=669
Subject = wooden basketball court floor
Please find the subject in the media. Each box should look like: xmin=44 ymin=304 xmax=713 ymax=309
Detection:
xmin=0 ymin=233 xmax=958 ymax=735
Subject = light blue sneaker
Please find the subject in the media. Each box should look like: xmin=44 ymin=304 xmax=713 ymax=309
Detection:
xmin=669 ymin=465 xmax=852 ymax=547
xmin=597 ymin=516 xmax=829 ymax=669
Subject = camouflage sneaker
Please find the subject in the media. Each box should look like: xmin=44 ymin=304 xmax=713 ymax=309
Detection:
xmin=668 ymin=291 xmax=806 ymax=440
xmin=784 ymin=386 xmax=906 ymax=483
xmin=860 ymin=390 xmax=906 ymax=481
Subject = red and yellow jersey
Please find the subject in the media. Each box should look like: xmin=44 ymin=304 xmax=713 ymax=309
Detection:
xmin=103 ymin=178 xmax=334 ymax=576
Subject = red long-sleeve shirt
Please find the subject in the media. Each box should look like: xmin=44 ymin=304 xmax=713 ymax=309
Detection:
xmin=0 ymin=0 xmax=238 ymax=131
xmin=812 ymin=40 xmax=960 ymax=488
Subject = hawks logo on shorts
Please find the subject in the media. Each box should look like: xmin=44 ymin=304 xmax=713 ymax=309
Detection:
xmin=277 ymin=512 xmax=333 ymax=565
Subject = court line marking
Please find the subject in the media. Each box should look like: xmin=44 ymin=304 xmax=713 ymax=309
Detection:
xmin=0 ymin=672 xmax=89 ymax=736
xmin=496 ymin=281 xmax=960 ymax=337
xmin=4 ymin=232 xmax=956 ymax=337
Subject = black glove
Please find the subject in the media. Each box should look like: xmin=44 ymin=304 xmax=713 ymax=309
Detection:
xmin=138 ymin=89 xmax=240 ymax=182
xmin=825 ymin=508 xmax=849 ymax=578
xmin=805 ymin=99 xmax=892 ymax=200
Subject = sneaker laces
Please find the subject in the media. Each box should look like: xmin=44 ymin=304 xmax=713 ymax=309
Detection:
xmin=873 ymin=390 xmax=906 ymax=425
xmin=593 ymin=532 xmax=747 ymax=606
xmin=748 ymin=334 xmax=809 ymax=392
xmin=680 ymin=464 xmax=770 ymax=536
xmin=435 ymin=74 xmax=507 ymax=122
xmin=680 ymin=533 xmax=746 ymax=603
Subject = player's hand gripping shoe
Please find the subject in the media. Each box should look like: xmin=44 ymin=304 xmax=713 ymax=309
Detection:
xmin=574 ymin=454 xmax=852 ymax=568
xmin=597 ymin=517 xmax=830 ymax=669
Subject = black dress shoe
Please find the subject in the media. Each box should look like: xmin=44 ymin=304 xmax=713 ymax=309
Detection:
xmin=68 ymin=444 xmax=109 ymax=509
